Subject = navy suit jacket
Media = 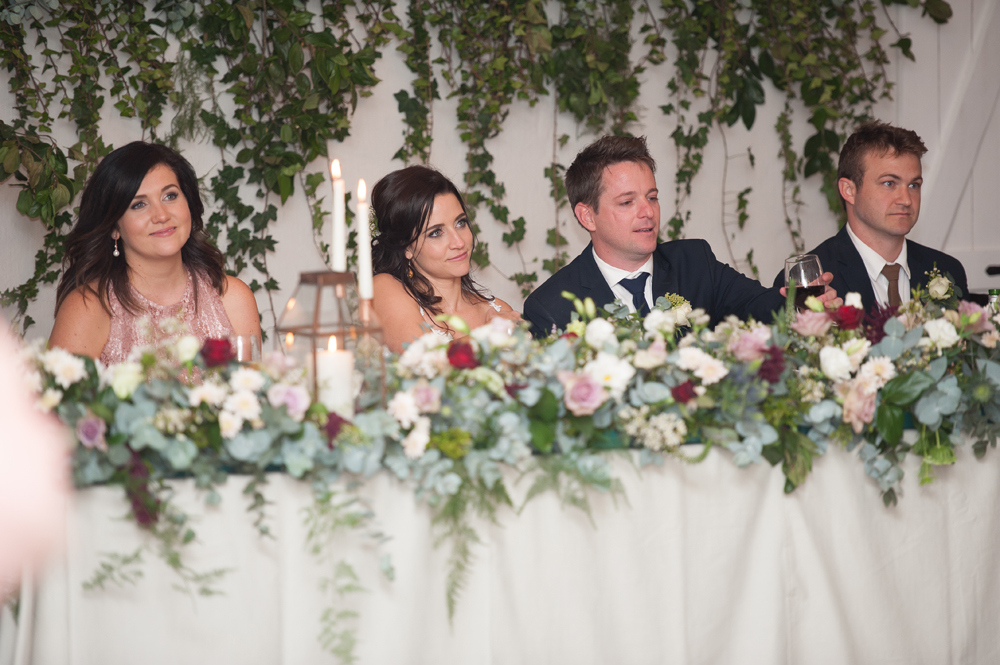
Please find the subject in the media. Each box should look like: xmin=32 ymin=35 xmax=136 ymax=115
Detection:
xmin=771 ymin=226 xmax=969 ymax=312
xmin=524 ymin=240 xmax=786 ymax=338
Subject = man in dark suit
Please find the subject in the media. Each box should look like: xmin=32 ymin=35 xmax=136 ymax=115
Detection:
xmin=773 ymin=122 xmax=969 ymax=311
xmin=523 ymin=136 xmax=839 ymax=338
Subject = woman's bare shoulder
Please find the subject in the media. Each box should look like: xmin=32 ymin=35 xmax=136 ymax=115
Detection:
xmin=49 ymin=285 xmax=111 ymax=358
xmin=221 ymin=275 xmax=261 ymax=337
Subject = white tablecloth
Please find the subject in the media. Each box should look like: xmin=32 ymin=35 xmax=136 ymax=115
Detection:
xmin=9 ymin=441 xmax=1000 ymax=664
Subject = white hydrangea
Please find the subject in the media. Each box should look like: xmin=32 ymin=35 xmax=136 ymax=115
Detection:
xmin=584 ymin=318 xmax=618 ymax=349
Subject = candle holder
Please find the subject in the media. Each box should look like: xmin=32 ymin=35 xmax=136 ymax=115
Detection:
xmin=275 ymin=271 xmax=386 ymax=416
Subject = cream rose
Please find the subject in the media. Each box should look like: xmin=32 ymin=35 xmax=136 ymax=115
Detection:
xmin=927 ymin=275 xmax=951 ymax=300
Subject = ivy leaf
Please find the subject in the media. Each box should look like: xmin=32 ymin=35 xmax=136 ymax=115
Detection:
xmin=922 ymin=0 xmax=953 ymax=24
xmin=235 ymin=4 xmax=254 ymax=30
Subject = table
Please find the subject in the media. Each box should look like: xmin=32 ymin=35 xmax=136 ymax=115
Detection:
xmin=8 ymin=440 xmax=1000 ymax=664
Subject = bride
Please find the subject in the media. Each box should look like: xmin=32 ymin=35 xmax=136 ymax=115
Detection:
xmin=371 ymin=165 xmax=521 ymax=353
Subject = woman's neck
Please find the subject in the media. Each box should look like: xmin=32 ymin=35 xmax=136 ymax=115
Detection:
xmin=425 ymin=274 xmax=466 ymax=313
xmin=125 ymin=255 xmax=189 ymax=305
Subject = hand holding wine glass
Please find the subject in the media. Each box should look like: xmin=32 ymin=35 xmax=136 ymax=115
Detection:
xmin=785 ymin=254 xmax=825 ymax=310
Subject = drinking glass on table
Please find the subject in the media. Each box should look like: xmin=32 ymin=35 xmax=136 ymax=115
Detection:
xmin=230 ymin=334 xmax=261 ymax=363
xmin=785 ymin=254 xmax=825 ymax=310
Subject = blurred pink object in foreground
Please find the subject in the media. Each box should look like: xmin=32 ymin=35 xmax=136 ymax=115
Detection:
xmin=0 ymin=329 xmax=70 ymax=599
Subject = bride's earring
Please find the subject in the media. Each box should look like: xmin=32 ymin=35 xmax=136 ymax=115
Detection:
xmin=113 ymin=237 xmax=120 ymax=257
xmin=407 ymin=263 xmax=413 ymax=279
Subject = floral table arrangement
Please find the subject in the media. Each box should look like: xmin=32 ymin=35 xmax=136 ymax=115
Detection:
xmin=19 ymin=271 xmax=1000 ymax=657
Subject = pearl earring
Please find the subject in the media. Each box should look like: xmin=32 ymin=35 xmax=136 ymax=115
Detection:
xmin=113 ymin=238 xmax=120 ymax=257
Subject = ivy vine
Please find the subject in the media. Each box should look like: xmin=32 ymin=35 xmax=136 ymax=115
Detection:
xmin=1 ymin=0 xmax=952 ymax=333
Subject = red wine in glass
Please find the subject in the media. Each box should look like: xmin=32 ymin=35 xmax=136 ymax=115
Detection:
xmin=785 ymin=254 xmax=824 ymax=310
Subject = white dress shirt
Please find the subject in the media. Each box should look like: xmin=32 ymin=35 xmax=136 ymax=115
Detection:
xmin=592 ymin=249 xmax=654 ymax=313
xmin=845 ymin=223 xmax=911 ymax=306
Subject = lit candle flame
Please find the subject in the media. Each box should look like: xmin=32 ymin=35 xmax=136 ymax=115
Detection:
xmin=357 ymin=179 xmax=367 ymax=202
xmin=330 ymin=159 xmax=341 ymax=180
xmin=284 ymin=332 xmax=294 ymax=347
xmin=328 ymin=336 xmax=337 ymax=352
xmin=286 ymin=297 xmax=296 ymax=310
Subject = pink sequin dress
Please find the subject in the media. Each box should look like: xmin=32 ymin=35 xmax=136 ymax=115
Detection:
xmin=99 ymin=270 xmax=235 ymax=366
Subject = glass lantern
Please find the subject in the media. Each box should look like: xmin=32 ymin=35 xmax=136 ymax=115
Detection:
xmin=275 ymin=271 xmax=386 ymax=416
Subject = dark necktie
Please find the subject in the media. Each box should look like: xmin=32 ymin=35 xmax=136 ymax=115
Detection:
xmin=619 ymin=273 xmax=650 ymax=316
xmin=881 ymin=263 xmax=902 ymax=308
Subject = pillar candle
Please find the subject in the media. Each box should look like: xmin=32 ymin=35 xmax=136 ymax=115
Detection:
xmin=316 ymin=336 xmax=354 ymax=419
xmin=356 ymin=179 xmax=373 ymax=299
xmin=330 ymin=159 xmax=346 ymax=272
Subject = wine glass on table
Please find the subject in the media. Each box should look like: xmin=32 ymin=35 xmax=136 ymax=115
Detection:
xmin=785 ymin=254 xmax=825 ymax=310
xmin=230 ymin=334 xmax=261 ymax=363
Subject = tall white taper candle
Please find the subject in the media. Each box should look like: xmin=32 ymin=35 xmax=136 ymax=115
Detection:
xmin=330 ymin=159 xmax=346 ymax=272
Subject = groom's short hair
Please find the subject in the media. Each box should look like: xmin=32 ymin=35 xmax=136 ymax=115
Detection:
xmin=838 ymin=121 xmax=927 ymax=209
xmin=565 ymin=135 xmax=657 ymax=213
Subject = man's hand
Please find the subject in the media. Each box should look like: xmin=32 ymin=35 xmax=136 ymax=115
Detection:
xmin=779 ymin=272 xmax=843 ymax=309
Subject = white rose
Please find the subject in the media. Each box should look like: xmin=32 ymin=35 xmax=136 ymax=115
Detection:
xmin=175 ymin=335 xmax=202 ymax=363
xmin=819 ymin=346 xmax=852 ymax=382
xmin=672 ymin=302 xmax=693 ymax=327
xmin=583 ymin=351 xmax=635 ymax=399
xmin=584 ymin=318 xmax=618 ymax=349
xmin=109 ymin=362 xmax=144 ymax=399
xmin=844 ymin=292 xmax=863 ymax=310
xmin=643 ymin=309 xmax=677 ymax=337
xmin=927 ymin=275 xmax=951 ymax=300
xmin=923 ymin=319 xmax=960 ymax=349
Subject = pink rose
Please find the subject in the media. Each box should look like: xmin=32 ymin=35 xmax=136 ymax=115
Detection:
xmin=958 ymin=301 xmax=993 ymax=334
xmin=791 ymin=310 xmax=834 ymax=338
xmin=841 ymin=382 xmax=876 ymax=434
xmin=557 ymin=371 xmax=607 ymax=416
xmin=267 ymin=383 xmax=311 ymax=422
xmin=727 ymin=326 xmax=771 ymax=361
xmin=412 ymin=380 xmax=441 ymax=413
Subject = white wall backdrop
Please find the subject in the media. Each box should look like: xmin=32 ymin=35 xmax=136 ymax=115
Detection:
xmin=2 ymin=0 xmax=998 ymax=342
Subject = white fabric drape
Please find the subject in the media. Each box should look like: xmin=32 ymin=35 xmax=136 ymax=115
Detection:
xmin=11 ymin=441 xmax=1000 ymax=664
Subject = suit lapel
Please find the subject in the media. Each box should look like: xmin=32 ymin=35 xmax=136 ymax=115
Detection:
xmin=830 ymin=227 xmax=877 ymax=307
xmin=573 ymin=243 xmax=617 ymax=307
xmin=651 ymin=248 xmax=674 ymax=302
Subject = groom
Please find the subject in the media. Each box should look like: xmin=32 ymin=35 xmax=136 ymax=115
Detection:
xmin=523 ymin=135 xmax=838 ymax=338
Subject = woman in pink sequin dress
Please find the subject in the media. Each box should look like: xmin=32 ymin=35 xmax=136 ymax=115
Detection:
xmin=49 ymin=142 xmax=260 ymax=363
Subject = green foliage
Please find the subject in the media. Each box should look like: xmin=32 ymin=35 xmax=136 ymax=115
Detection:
xmin=3 ymin=0 xmax=950 ymax=329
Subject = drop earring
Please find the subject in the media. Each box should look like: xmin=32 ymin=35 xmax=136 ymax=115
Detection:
xmin=407 ymin=263 xmax=413 ymax=279
xmin=113 ymin=237 xmax=120 ymax=257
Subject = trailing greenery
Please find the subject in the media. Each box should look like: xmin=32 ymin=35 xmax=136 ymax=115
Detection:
xmin=1 ymin=0 xmax=951 ymax=331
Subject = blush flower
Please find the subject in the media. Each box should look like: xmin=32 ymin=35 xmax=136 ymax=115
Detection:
xmin=557 ymin=371 xmax=607 ymax=416
xmin=676 ymin=347 xmax=729 ymax=385
xmin=230 ymin=367 xmax=265 ymax=392
xmin=403 ymin=416 xmax=431 ymax=459
xmin=726 ymin=325 xmax=771 ymax=362
xmin=957 ymin=301 xmax=993 ymax=334
xmin=633 ymin=339 xmax=668 ymax=369
xmin=387 ymin=390 xmax=420 ymax=428
xmin=41 ymin=347 xmax=88 ymax=389
xmin=222 ymin=389 xmax=262 ymax=421
xmin=411 ymin=379 xmax=441 ymax=414
xmin=841 ymin=381 xmax=877 ymax=434
xmin=267 ymin=383 xmax=311 ymax=421
xmin=791 ymin=310 xmax=833 ymax=338
xmin=218 ymin=410 xmax=243 ymax=439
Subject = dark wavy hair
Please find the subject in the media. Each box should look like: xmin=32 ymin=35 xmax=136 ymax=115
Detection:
xmin=55 ymin=142 xmax=226 ymax=316
xmin=370 ymin=165 xmax=487 ymax=317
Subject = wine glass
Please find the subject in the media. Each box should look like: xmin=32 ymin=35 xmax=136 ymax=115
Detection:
xmin=785 ymin=254 xmax=824 ymax=310
xmin=230 ymin=334 xmax=261 ymax=363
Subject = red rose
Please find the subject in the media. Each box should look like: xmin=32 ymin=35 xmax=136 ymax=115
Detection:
xmin=201 ymin=338 xmax=235 ymax=367
xmin=671 ymin=379 xmax=697 ymax=404
xmin=126 ymin=449 xmax=160 ymax=526
xmin=505 ymin=382 xmax=527 ymax=399
xmin=560 ymin=332 xmax=579 ymax=340
xmin=832 ymin=305 xmax=864 ymax=330
xmin=325 ymin=411 xmax=348 ymax=448
xmin=447 ymin=341 xmax=479 ymax=369
xmin=757 ymin=345 xmax=786 ymax=383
